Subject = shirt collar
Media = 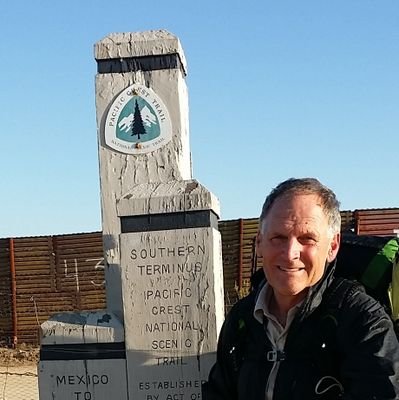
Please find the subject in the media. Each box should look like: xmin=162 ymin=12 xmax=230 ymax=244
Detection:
xmin=253 ymin=282 xmax=303 ymax=325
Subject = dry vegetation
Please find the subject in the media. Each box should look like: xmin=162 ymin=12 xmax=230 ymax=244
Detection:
xmin=0 ymin=345 xmax=39 ymax=366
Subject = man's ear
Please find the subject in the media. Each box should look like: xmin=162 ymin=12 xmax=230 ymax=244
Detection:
xmin=327 ymin=232 xmax=340 ymax=262
xmin=255 ymin=230 xmax=263 ymax=258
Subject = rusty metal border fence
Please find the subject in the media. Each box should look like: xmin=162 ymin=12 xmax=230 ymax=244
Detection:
xmin=355 ymin=209 xmax=399 ymax=236
xmin=0 ymin=233 xmax=106 ymax=346
xmin=0 ymin=208 xmax=398 ymax=346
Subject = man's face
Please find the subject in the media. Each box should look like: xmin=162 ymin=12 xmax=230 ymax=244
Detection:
xmin=256 ymin=193 xmax=340 ymax=303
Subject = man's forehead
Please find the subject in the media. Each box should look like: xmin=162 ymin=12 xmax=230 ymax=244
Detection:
xmin=262 ymin=193 xmax=328 ymax=227
xmin=267 ymin=215 xmax=324 ymax=229
xmin=270 ymin=193 xmax=324 ymax=211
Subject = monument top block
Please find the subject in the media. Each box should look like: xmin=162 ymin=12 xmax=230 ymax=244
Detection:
xmin=117 ymin=179 xmax=220 ymax=218
xmin=95 ymin=29 xmax=187 ymax=75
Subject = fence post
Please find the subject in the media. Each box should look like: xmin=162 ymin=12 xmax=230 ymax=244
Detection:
xmin=9 ymin=238 xmax=17 ymax=348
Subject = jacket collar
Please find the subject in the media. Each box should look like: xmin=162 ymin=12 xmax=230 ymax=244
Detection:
xmin=296 ymin=259 xmax=337 ymax=321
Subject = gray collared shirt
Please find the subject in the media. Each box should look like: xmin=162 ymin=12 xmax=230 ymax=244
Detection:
xmin=254 ymin=283 xmax=303 ymax=400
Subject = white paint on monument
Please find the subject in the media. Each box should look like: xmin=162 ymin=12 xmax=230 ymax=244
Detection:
xmin=95 ymin=30 xmax=192 ymax=319
xmin=38 ymin=30 xmax=225 ymax=400
xmin=116 ymin=179 xmax=224 ymax=400
xmin=38 ymin=359 xmax=128 ymax=400
xmin=40 ymin=311 xmax=124 ymax=345
xmin=117 ymin=180 xmax=220 ymax=217
xmin=120 ymin=227 xmax=224 ymax=400
xmin=39 ymin=311 xmax=126 ymax=399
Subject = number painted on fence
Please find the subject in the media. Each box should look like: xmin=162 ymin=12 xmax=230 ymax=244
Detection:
xmin=63 ymin=259 xmax=80 ymax=292
xmin=86 ymin=257 xmax=106 ymax=287
xmin=62 ymin=257 xmax=105 ymax=290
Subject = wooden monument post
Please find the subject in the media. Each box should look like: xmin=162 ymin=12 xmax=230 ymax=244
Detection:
xmin=38 ymin=30 xmax=225 ymax=400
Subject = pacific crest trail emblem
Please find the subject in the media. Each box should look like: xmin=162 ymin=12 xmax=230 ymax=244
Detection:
xmin=104 ymin=84 xmax=172 ymax=154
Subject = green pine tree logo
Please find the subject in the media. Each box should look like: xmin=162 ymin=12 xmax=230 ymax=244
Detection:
xmin=131 ymin=100 xmax=147 ymax=140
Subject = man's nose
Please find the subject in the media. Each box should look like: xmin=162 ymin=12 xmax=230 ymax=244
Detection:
xmin=283 ymin=238 xmax=301 ymax=260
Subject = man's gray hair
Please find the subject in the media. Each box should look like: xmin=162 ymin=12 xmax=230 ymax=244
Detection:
xmin=260 ymin=178 xmax=341 ymax=235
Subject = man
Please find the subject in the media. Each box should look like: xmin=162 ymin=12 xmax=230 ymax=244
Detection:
xmin=203 ymin=178 xmax=399 ymax=399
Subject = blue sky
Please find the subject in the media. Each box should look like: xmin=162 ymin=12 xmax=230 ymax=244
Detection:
xmin=1 ymin=1 xmax=398 ymax=238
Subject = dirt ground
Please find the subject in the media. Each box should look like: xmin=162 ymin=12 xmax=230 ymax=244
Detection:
xmin=0 ymin=345 xmax=39 ymax=367
xmin=0 ymin=346 xmax=39 ymax=400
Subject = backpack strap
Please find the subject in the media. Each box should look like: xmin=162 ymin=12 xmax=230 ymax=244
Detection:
xmin=361 ymin=238 xmax=399 ymax=291
xmin=323 ymin=277 xmax=364 ymax=312
xmin=317 ymin=277 xmax=364 ymax=343
xmin=225 ymin=291 xmax=257 ymax=376
xmin=287 ymin=278 xmax=364 ymax=376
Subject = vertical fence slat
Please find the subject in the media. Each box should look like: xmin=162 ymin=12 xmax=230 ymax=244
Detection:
xmin=0 ymin=239 xmax=12 ymax=345
xmin=9 ymin=239 xmax=17 ymax=348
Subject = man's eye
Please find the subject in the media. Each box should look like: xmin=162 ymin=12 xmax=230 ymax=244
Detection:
xmin=300 ymin=237 xmax=316 ymax=244
xmin=270 ymin=236 xmax=285 ymax=243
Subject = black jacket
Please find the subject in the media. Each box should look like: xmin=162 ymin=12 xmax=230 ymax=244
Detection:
xmin=203 ymin=264 xmax=399 ymax=399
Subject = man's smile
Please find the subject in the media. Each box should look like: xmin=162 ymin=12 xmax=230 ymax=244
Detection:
xmin=277 ymin=266 xmax=304 ymax=272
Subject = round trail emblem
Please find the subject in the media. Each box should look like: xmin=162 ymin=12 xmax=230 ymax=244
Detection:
xmin=104 ymin=84 xmax=172 ymax=154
